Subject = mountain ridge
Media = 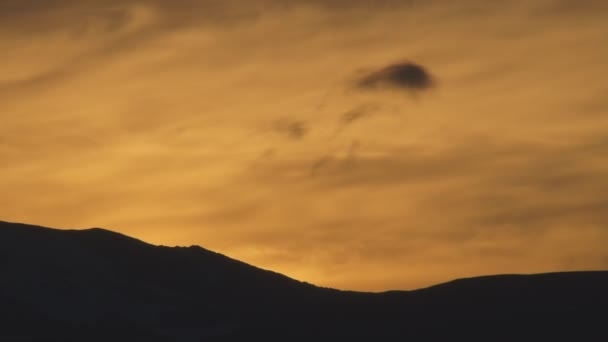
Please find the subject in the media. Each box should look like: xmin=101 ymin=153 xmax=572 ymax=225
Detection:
xmin=1 ymin=220 xmax=606 ymax=341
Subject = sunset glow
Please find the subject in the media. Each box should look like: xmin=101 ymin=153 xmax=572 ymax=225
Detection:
xmin=2 ymin=0 xmax=607 ymax=291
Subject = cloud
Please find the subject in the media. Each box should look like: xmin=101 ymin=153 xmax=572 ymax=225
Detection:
xmin=0 ymin=1 xmax=140 ymax=33
xmin=273 ymin=120 xmax=309 ymax=140
xmin=262 ymin=134 xmax=608 ymax=228
xmin=0 ymin=0 xmax=420 ymax=34
xmin=233 ymin=133 xmax=608 ymax=286
xmin=357 ymin=62 xmax=435 ymax=92
xmin=330 ymin=104 xmax=381 ymax=138
xmin=340 ymin=104 xmax=381 ymax=126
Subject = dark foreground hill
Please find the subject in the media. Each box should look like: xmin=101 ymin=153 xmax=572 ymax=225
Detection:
xmin=1 ymin=221 xmax=606 ymax=341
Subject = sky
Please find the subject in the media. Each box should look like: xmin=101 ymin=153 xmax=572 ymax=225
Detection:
xmin=1 ymin=0 xmax=608 ymax=291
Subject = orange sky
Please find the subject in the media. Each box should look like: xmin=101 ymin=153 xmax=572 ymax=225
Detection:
xmin=1 ymin=0 xmax=608 ymax=291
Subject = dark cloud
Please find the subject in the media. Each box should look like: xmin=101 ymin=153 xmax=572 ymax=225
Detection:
xmin=357 ymin=62 xmax=435 ymax=92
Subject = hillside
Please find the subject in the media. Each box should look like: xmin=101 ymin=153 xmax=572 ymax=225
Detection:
xmin=1 ymin=221 xmax=606 ymax=341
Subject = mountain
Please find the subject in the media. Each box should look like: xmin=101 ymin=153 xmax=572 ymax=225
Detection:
xmin=1 ymin=220 xmax=606 ymax=341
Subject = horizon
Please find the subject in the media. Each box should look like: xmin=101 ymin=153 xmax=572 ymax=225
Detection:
xmin=2 ymin=219 xmax=607 ymax=293
xmin=1 ymin=0 xmax=608 ymax=292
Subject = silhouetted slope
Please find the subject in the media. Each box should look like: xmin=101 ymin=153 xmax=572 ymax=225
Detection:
xmin=1 ymin=221 xmax=606 ymax=341
xmin=0 ymin=221 xmax=328 ymax=340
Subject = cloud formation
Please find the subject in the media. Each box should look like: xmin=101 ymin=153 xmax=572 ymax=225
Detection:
xmin=357 ymin=62 xmax=435 ymax=92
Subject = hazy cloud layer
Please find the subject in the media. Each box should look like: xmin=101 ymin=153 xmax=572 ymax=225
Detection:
xmin=1 ymin=0 xmax=607 ymax=291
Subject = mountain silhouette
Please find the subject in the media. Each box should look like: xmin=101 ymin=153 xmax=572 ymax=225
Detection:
xmin=1 ymin=220 xmax=606 ymax=341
